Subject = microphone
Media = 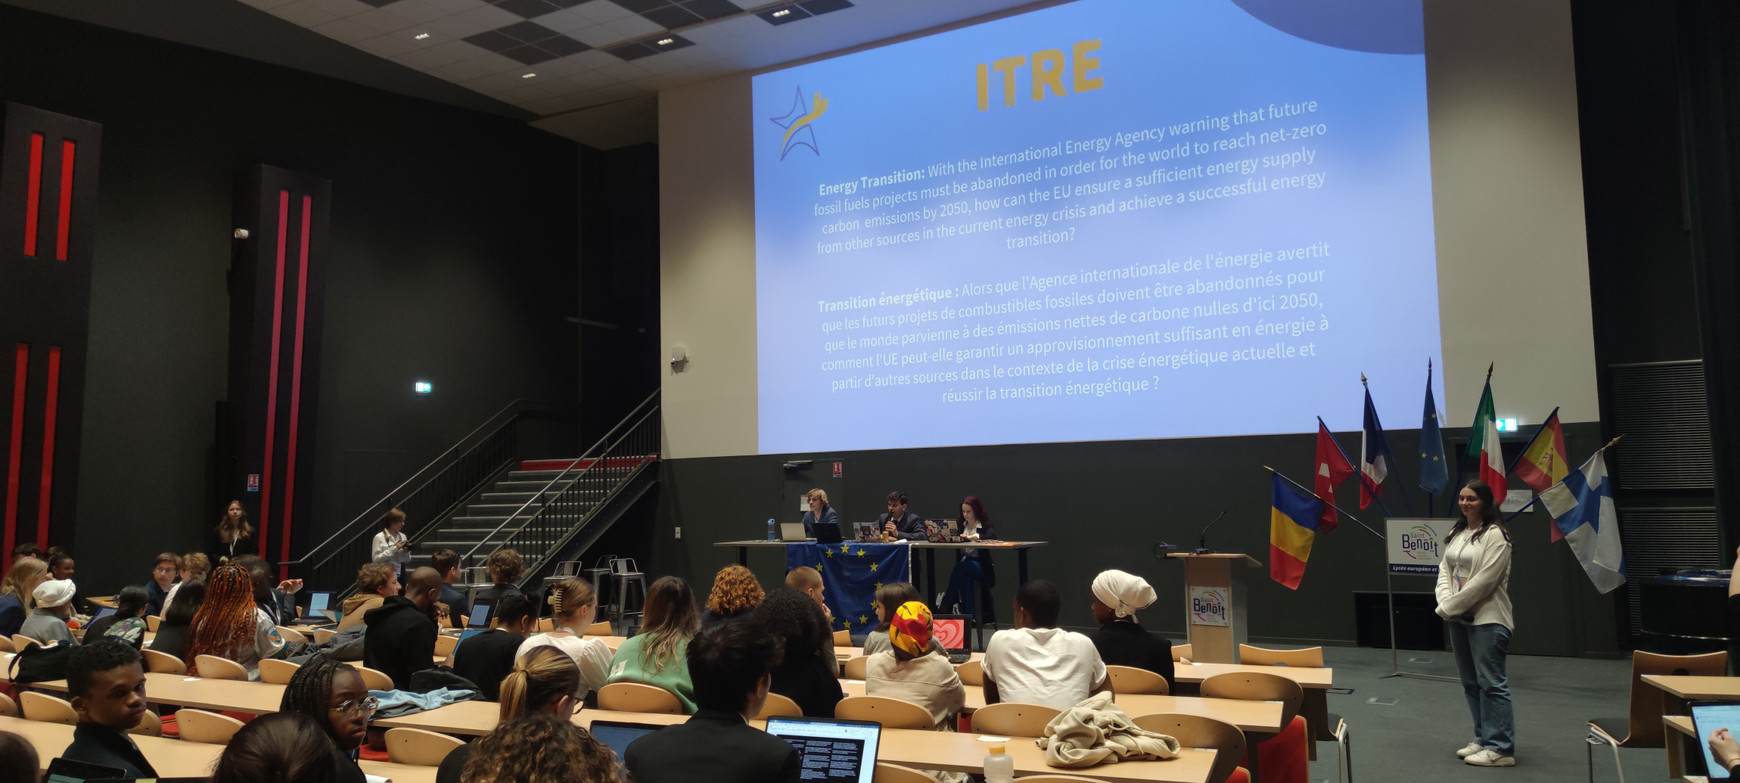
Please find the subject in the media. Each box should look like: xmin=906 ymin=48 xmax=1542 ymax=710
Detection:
xmin=1195 ymin=510 xmax=1228 ymax=554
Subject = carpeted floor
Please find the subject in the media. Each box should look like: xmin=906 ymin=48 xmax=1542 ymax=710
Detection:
xmin=1296 ymin=646 xmax=1650 ymax=782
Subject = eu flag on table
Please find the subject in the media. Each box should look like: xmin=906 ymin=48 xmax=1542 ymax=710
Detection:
xmin=786 ymin=542 xmax=911 ymax=634
xmin=1269 ymin=474 xmax=1324 ymax=590
xmin=1419 ymin=361 xmax=1449 ymax=496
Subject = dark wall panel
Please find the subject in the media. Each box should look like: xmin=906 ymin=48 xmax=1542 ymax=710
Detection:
xmin=0 ymin=6 xmax=579 ymax=591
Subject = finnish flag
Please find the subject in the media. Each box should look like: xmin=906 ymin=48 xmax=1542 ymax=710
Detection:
xmin=1538 ymin=452 xmax=1626 ymax=594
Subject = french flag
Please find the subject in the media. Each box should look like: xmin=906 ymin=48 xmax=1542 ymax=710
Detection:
xmin=1360 ymin=388 xmax=1395 ymax=509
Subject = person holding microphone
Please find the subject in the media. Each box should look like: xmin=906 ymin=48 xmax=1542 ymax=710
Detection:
xmin=878 ymin=491 xmax=926 ymax=541
xmin=1435 ymin=479 xmax=1515 ymax=768
xmin=371 ymin=508 xmax=412 ymax=579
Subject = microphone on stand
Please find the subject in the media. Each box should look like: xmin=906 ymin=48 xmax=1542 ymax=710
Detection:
xmin=1194 ymin=510 xmax=1228 ymax=554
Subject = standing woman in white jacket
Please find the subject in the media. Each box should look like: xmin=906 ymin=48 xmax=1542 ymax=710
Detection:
xmin=1435 ymin=479 xmax=1515 ymax=768
xmin=371 ymin=508 xmax=412 ymax=579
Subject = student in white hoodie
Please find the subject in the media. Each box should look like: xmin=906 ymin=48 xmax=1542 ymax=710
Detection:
xmin=1435 ymin=479 xmax=1515 ymax=768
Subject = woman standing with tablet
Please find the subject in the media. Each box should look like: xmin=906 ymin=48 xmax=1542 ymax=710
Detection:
xmin=1435 ymin=480 xmax=1515 ymax=768
xmin=370 ymin=508 xmax=412 ymax=579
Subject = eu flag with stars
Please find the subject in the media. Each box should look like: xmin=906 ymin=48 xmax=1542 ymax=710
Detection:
xmin=1419 ymin=361 xmax=1449 ymax=495
xmin=786 ymin=542 xmax=911 ymax=634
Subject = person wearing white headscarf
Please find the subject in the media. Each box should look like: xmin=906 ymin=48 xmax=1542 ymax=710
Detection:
xmin=1084 ymin=570 xmax=1172 ymax=692
xmin=21 ymin=578 xmax=78 ymax=646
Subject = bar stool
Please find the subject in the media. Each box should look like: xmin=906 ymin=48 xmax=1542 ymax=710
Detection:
xmin=544 ymin=560 xmax=583 ymax=589
xmin=611 ymin=557 xmax=647 ymax=626
xmin=581 ymin=556 xmax=615 ymax=619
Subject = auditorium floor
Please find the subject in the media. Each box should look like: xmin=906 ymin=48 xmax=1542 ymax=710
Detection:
xmin=1305 ymin=645 xmax=1642 ymax=782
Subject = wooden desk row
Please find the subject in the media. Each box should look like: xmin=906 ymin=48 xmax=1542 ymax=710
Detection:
xmin=833 ymin=679 xmax=1284 ymax=734
xmin=1647 ymin=675 xmax=1740 ymax=781
xmin=0 ymin=714 xmax=432 ymax=782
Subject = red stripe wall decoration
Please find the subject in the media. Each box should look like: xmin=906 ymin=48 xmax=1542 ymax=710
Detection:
xmin=258 ymin=190 xmax=290 ymax=560
xmin=280 ymin=194 xmax=313 ymax=576
xmin=54 ymin=140 xmax=74 ymax=261
xmin=4 ymin=345 xmax=27 ymax=564
xmin=22 ymin=133 xmax=41 ymax=256
xmin=35 ymin=346 xmax=59 ymax=551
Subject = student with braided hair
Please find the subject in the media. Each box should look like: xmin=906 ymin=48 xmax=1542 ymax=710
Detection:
xmin=279 ymin=654 xmax=373 ymax=783
xmin=515 ymin=577 xmax=612 ymax=701
xmin=184 ymin=564 xmax=286 ymax=680
xmin=436 ymin=646 xmax=582 ymax=783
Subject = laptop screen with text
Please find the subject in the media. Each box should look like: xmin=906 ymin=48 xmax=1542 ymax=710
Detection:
xmin=765 ymin=716 xmax=880 ymax=783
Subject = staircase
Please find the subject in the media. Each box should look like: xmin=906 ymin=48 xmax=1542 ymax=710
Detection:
xmin=409 ymin=464 xmax=610 ymax=567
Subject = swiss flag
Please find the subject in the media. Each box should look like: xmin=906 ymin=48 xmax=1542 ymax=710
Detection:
xmin=1314 ymin=420 xmax=1353 ymax=532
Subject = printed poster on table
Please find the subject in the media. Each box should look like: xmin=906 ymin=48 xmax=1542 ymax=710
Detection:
xmin=1386 ymin=517 xmax=1452 ymax=575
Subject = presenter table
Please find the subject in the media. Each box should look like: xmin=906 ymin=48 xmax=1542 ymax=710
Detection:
xmin=1177 ymin=661 xmax=1334 ymax=742
xmin=837 ymin=680 xmax=1284 ymax=732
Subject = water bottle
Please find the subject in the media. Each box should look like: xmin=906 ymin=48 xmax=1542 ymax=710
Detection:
xmin=767 ymin=518 xmax=777 ymax=541
xmin=984 ymin=744 xmax=1013 ymax=783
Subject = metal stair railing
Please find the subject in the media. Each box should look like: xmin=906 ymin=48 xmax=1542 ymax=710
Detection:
xmin=460 ymin=389 xmax=660 ymax=578
xmin=283 ymin=399 xmax=573 ymax=590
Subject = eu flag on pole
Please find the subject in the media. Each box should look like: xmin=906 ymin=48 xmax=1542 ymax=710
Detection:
xmin=1420 ymin=360 xmax=1449 ymax=496
xmin=786 ymin=542 xmax=911 ymax=634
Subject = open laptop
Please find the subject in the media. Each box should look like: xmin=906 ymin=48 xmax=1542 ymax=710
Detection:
xmin=930 ymin=613 xmax=973 ymax=664
xmin=764 ymin=716 xmax=881 ymax=783
xmin=88 ymin=605 xmax=116 ymax=624
xmin=812 ymin=521 xmax=844 ymax=544
xmin=1692 ymin=701 xmax=1740 ymax=779
xmin=304 ymin=590 xmax=336 ymax=623
xmin=588 ymin=719 xmax=664 ymax=765
xmin=779 ymin=522 xmax=810 ymax=541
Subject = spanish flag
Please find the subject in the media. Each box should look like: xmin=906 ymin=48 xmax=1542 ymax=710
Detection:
xmin=1512 ymin=408 xmax=1570 ymax=540
xmin=1269 ymin=473 xmax=1325 ymax=590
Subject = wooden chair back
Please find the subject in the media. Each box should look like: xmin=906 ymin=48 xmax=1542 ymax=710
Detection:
xmin=1106 ymin=665 xmax=1170 ymax=694
xmin=129 ymin=709 xmax=163 ymax=737
xmin=193 ymin=655 xmax=249 ymax=681
xmin=872 ymin=763 xmax=936 ymax=783
xmin=312 ymin=627 xmax=338 ymax=644
xmin=20 ymin=692 xmax=77 ymax=724
xmin=1172 ymin=643 xmax=1192 ymax=662
xmin=834 ymin=696 xmax=933 ymax=730
xmin=178 ymin=708 xmax=246 ymax=744
xmin=1134 ymin=712 xmax=1246 ymax=783
xmin=536 ymin=618 xmax=555 ymax=632
xmin=434 ymin=634 xmax=459 ymax=658
xmin=259 ymin=658 xmax=301 ymax=684
xmin=955 ymin=659 xmax=983 ymax=685
xmin=1618 ymin=650 xmax=1728 ymax=747
xmin=276 ymin=626 xmax=309 ymax=645
xmin=146 ymin=615 xmax=162 ymax=633
xmin=841 ymin=655 xmax=870 ymax=680
xmin=833 ymin=629 xmax=852 ymax=647
xmin=597 ymin=682 xmax=684 ymax=714
xmin=1237 ymin=644 xmax=1324 ymax=668
xmin=0 ymin=692 xmax=15 ymax=717
xmin=585 ymin=621 xmax=613 ymax=636
xmin=1201 ymin=672 xmax=1302 ymax=728
xmin=755 ymin=692 xmax=804 ymax=719
xmin=357 ymin=666 xmax=395 ymax=691
xmin=972 ymin=702 xmax=1062 ymax=737
xmin=142 ymin=649 xmax=187 ymax=674
xmin=0 ymin=636 xmax=11 ymax=653
xmin=10 ymin=635 xmax=36 ymax=653
xmin=386 ymin=727 xmax=467 ymax=765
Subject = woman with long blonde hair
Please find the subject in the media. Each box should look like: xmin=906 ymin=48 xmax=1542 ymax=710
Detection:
xmin=514 ymin=577 xmax=612 ymax=700
xmin=606 ymin=576 xmax=699 ymax=712
xmin=0 ymin=557 xmax=48 ymax=637
xmin=185 ymin=564 xmax=285 ymax=679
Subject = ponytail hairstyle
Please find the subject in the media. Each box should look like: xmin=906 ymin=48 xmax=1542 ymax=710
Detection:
xmin=185 ymin=564 xmax=259 ymax=676
xmin=546 ymin=577 xmax=596 ymax=626
xmin=636 ymin=577 xmax=699 ymax=674
xmin=498 ymin=646 xmax=580 ymax=720
xmin=1444 ymin=479 xmax=1511 ymax=546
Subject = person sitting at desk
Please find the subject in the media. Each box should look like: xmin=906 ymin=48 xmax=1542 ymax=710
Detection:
xmin=624 ymin=620 xmax=801 ymax=783
xmin=83 ymin=585 xmax=149 ymax=649
xmin=45 ymin=548 xmax=95 ymax=617
xmin=754 ymin=588 xmax=841 ymax=718
xmin=148 ymin=578 xmax=203 ymax=660
xmin=61 ymin=640 xmax=156 ymax=777
xmin=439 ymin=646 xmax=589 ymax=783
xmin=212 ymin=712 xmax=355 ymax=783
xmin=279 ymin=655 xmax=372 ymax=783
xmin=1085 ymin=569 xmax=1173 ymax=693
xmin=473 ymin=549 xmax=528 ymax=605
xmin=160 ymin=552 xmax=209 ymax=619
xmin=231 ymin=554 xmax=301 ymax=626
xmin=431 ymin=548 xmax=471 ymax=629
xmin=0 ymin=731 xmax=37 ymax=782
xmin=516 ymin=577 xmax=612 ymax=702
xmin=863 ymin=582 xmax=946 ymax=657
xmin=146 ymin=552 xmax=178 ymax=616
xmin=982 ymin=579 xmax=1109 ymax=710
xmin=185 ymin=565 xmax=288 ymax=680
xmin=878 ymin=491 xmax=927 ymax=541
xmin=451 ymin=594 xmax=537 ymax=701
xmin=338 ymin=562 xmax=398 ymax=631
xmin=802 ymin=488 xmax=840 ymax=538
xmin=0 ymin=556 xmax=48 ymax=638
xmin=938 ymin=495 xmax=997 ymax=616
xmin=608 ymin=576 xmax=700 ymax=713
xmin=784 ymin=566 xmax=833 ymax=625
xmin=458 ymin=713 xmax=625 ymax=782
xmin=866 ymin=601 xmax=965 ymax=732
xmin=364 ymin=566 xmax=442 ymax=691
xmin=700 ymin=565 xmax=763 ymax=629
xmin=22 ymin=578 xmax=78 ymax=646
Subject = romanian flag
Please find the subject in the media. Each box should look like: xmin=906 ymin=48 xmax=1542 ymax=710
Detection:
xmin=1513 ymin=408 xmax=1570 ymax=540
xmin=1269 ymin=473 xmax=1325 ymax=590
xmin=1467 ymin=375 xmax=1507 ymax=506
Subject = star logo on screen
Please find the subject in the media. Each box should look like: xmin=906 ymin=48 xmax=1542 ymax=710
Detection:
xmin=770 ymin=86 xmax=828 ymax=160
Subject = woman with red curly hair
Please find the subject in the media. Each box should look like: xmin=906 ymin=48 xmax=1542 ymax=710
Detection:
xmin=184 ymin=564 xmax=287 ymax=680
xmin=700 ymin=565 xmax=763 ymax=630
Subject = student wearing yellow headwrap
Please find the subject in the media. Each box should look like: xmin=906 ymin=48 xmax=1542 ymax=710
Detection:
xmin=865 ymin=601 xmax=965 ymax=732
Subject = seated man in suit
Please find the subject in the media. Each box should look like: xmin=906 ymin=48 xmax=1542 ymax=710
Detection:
xmin=61 ymin=639 xmax=157 ymax=777
xmin=624 ymin=620 xmax=800 ymax=783
xmin=877 ymin=491 xmax=927 ymax=541
xmin=982 ymin=579 xmax=1110 ymax=710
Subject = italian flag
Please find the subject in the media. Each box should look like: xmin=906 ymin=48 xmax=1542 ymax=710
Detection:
xmin=1467 ymin=377 xmax=1508 ymax=506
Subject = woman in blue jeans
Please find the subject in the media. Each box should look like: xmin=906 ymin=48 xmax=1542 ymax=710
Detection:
xmin=939 ymin=496 xmax=995 ymax=616
xmin=1435 ymin=479 xmax=1516 ymax=767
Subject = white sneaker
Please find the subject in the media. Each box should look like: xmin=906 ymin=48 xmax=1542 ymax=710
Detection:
xmin=1456 ymin=742 xmax=1484 ymax=758
xmin=1464 ymin=749 xmax=1515 ymax=767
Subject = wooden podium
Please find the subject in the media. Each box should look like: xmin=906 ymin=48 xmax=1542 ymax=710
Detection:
xmin=1167 ymin=552 xmax=1262 ymax=663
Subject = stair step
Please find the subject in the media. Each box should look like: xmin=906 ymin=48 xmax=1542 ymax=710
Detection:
xmin=509 ymin=470 xmax=571 ymax=480
xmin=481 ymin=492 xmax=541 ymax=503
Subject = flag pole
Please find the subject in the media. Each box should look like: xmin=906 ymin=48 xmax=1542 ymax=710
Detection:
xmin=1360 ymin=374 xmax=1411 ymax=516
xmin=1266 ymin=466 xmax=1385 ymax=540
xmin=1502 ymin=434 xmax=1623 ymax=522
xmin=1505 ymin=407 xmax=1560 ymax=475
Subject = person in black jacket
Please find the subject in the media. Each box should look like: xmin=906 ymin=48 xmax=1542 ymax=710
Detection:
xmin=62 ymin=640 xmax=157 ymax=777
xmin=430 ymin=548 xmax=471 ymax=629
xmin=450 ymin=595 xmax=536 ymax=701
xmin=753 ymin=588 xmax=841 ymax=718
xmin=364 ymin=566 xmax=442 ymax=690
xmin=625 ymin=620 xmax=800 ymax=783
xmin=146 ymin=553 xmax=178 ymax=616
xmin=1083 ymin=569 xmax=1174 ymax=693
xmin=877 ymin=491 xmax=927 ymax=541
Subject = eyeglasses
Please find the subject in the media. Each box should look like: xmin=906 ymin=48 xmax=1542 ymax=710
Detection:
xmin=330 ymin=696 xmax=380 ymax=717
